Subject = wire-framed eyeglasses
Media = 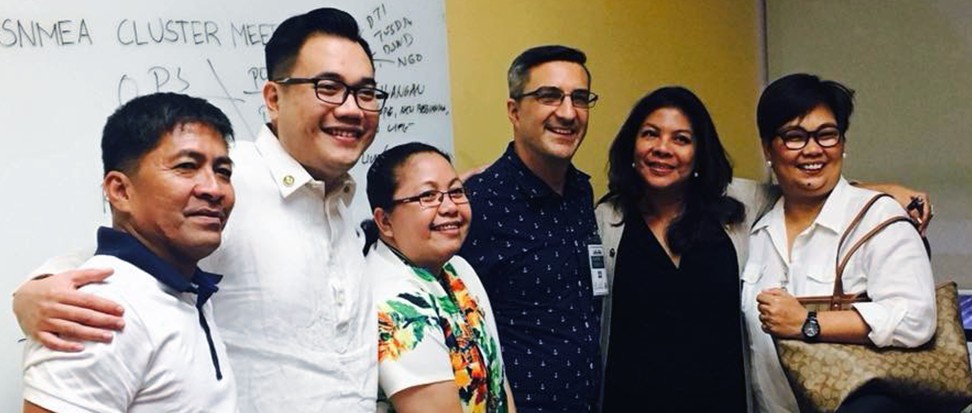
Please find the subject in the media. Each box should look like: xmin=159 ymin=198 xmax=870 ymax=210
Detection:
xmin=513 ymin=86 xmax=598 ymax=109
xmin=392 ymin=187 xmax=469 ymax=208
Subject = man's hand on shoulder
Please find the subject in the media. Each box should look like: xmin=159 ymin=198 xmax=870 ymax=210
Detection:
xmin=459 ymin=163 xmax=491 ymax=183
xmin=13 ymin=268 xmax=125 ymax=352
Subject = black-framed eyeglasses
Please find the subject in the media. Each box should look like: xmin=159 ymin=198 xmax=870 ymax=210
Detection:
xmin=776 ymin=125 xmax=843 ymax=150
xmin=392 ymin=187 xmax=469 ymax=208
xmin=513 ymin=87 xmax=598 ymax=109
xmin=273 ymin=77 xmax=389 ymax=112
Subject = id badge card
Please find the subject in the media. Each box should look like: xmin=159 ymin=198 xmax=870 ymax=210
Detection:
xmin=588 ymin=243 xmax=609 ymax=296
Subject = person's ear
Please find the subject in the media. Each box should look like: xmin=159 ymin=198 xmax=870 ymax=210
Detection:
xmin=506 ymin=98 xmax=520 ymax=125
xmin=103 ymin=171 xmax=134 ymax=213
xmin=373 ymin=207 xmax=395 ymax=240
xmin=761 ymin=142 xmax=773 ymax=165
xmin=263 ymin=81 xmax=281 ymax=123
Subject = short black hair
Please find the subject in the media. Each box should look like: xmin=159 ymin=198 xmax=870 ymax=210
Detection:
xmin=756 ymin=73 xmax=855 ymax=146
xmin=508 ymin=45 xmax=591 ymax=98
xmin=265 ymin=7 xmax=374 ymax=80
xmin=101 ymin=92 xmax=233 ymax=175
xmin=600 ymin=86 xmax=743 ymax=253
xmin=361 ymin=142 xmax=451 ymax=254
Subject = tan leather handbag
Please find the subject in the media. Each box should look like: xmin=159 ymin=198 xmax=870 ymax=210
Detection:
xmin=774 ymin=194 xmax=972 ymax=413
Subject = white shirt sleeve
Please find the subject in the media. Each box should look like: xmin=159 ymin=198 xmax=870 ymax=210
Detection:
xmin=29 ymin=247 xmax=95 ymax=278
xmin=372 ymin=248 xmax=455 ymax=397
xmin=850 ymin=198 xmax=936 ymax=348
xmin=22 ymin=279 xmax=152 ymax=413
xmin=15 ymin=246 xmax=96 ymax=294
xmin=377 ymin=287 xmax=456 ymax=397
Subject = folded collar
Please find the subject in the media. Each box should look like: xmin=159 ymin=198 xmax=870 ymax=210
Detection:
xmin=94 ymin=227 xmax=222 ymax=308
xmin=750 ymin=176 xmax=850 ymax=236
xmin=496 ymin=141 xmax=590 ymax=200
xmin=254 ymin=124 xmax=356 ymax=201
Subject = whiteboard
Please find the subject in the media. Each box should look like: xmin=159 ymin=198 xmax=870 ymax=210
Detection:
xmin=0 ymin=0 xmax=452 ymax=409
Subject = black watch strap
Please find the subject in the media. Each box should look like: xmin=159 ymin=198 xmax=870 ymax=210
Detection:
xmin=802 ymin=310 xmax=820 ymax=341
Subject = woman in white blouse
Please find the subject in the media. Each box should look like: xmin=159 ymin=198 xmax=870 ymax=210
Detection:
xmin=741 ymin=73 xmax=936 ymax=413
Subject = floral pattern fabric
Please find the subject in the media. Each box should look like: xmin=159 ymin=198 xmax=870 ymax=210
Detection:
xmin=373 ymin=243 xmax=508 ymax=413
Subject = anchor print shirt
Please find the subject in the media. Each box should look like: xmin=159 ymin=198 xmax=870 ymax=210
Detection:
xmin=461 ymin=142 xmax=602 ymax=412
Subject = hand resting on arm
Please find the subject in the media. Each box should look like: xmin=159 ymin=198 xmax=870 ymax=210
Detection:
xmin=13 ymin=261 xmax=124 ymax=352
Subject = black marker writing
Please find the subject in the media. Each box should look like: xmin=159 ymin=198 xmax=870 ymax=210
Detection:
xmin=148 ymin=66 xmax=190 ymax=92
xmin=116 ymin=19 xmax=220 ymax=46
xmin=230 ymin=22 xmax=275 ymax=47
xmin=116 ymin=65 xmax=191 ymax=105
xmin=383 ymin=83 xmax=425 ymax=99
xmin=204 ymin=58 xmax=253 ymax=138
xmin=243 ymin=66 xmax=267 ymax=94
xmin=385 ymin=122 xmax=414 ymax=133
xmin=0 ymin=18 xmax=92 ymax=48
xmin=396 ymin=53 xmax=423 ymax=68
xmin=365 ymin=4 xmax=387 ymax=30
xmin=382 ymin=32 xmax=413 ymax=55
xmin=373 ymin=17 xmax=412 ymax=43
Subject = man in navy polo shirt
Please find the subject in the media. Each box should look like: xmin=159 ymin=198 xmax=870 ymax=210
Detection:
xmin=460 ymin=45 xmax=604 ymax=413
xmin=22 ymin=93 xmax=238 ymax=412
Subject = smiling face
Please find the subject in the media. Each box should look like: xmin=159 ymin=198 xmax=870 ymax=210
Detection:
xmin=106 ymin=122 xmax=235 ymax=274
xmin=633 ymin=107 xmax=697 ymax=197
xmin=764 ymin=104 xmax=845 ymax=203
xmin=264 ymin=33 xmax=378 ymax=184
xmin=508 ymin=61 xmax=591 ymax=169
xmin=376 ymin=152 xmax=472 ymax=270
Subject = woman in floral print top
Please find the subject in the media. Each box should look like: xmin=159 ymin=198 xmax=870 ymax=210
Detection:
xmin=362 ymin=142 xmax=516 ymax=413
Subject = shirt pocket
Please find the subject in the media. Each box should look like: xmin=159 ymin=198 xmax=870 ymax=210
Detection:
xmin=801 ymin=263 xmax=837 ymax=295
xmin=741 ymin=261 xmax=764 ymax=285
xmin=740 ymin=262 xmax=765 ymax=312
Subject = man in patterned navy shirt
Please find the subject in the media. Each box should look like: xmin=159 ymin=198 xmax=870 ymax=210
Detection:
xmin=460 ymin=45 xmax=604 ymax=412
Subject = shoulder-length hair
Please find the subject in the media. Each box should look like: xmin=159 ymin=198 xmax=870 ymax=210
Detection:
xmin=600 ymin=86 xmax=743 ymax=253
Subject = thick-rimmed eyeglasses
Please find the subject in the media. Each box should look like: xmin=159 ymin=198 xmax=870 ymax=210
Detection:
xmin=392 ymin=187 xmax=469 ymax=208
xmin=273 ymin=77 xmax=389 ymax=112
xmin=776 ymin=125 xmax=843 ymax=150
xmin=513 ymin=87 xmax=598 ymax=109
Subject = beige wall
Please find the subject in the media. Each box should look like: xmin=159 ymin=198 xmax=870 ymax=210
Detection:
xmin=766 ymin=0 xmax=972 ymax=286
xmin=445 ymin=0 xmax=765 ymax=199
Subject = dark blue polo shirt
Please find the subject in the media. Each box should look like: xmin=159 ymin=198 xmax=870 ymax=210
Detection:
xmin=460 ymin=143 xmax=602 ymax=412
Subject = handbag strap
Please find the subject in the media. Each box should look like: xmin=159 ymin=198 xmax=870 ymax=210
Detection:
xmin=830 ymin=193 xmax=913 ymax=304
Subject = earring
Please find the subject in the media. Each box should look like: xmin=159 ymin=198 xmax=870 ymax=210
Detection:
xmin=693 ymin=171 xmax=699 ymax=178
xmin=843 ymin=152 xmax=847 ymax=158
xmin=631 ymin=162 xmax=637 ymax=169
xmin=766 ymin=160 xmax=772 ymax=167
